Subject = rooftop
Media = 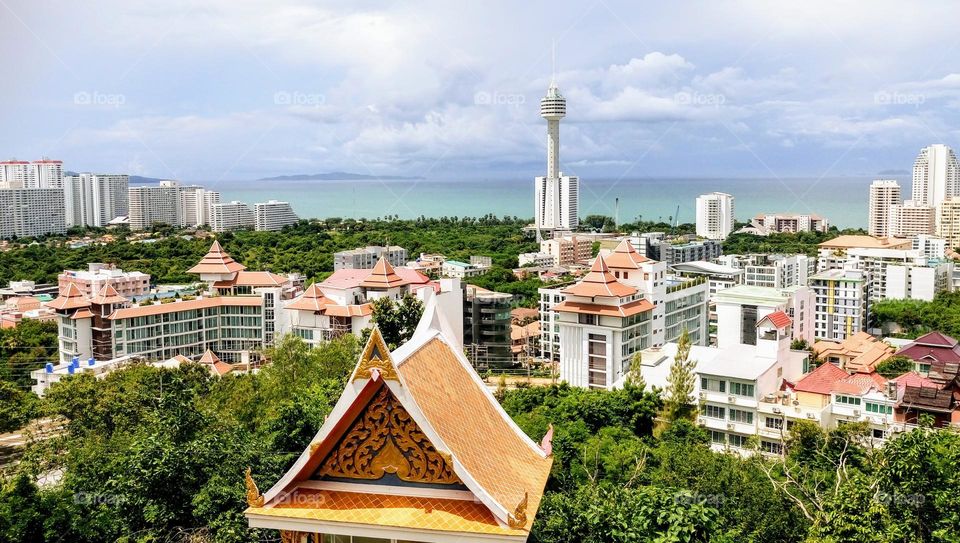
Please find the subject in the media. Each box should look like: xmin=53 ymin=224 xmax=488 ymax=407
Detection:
xmin=819 ymin=235 xmax=912 ymax=250
xmin=713 ymin=285 xmax=791 ymax=306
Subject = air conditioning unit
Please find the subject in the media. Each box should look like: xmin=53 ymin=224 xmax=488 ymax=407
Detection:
xmin=699 ymin=392 xmax=707 ymax=400
xmin=853 ymin=409 xmax=861 ymax=417
xmin=726 ymin=423 xmax=735 ymax=430
xmin=728 ymin=395 xmax=736 ymax=403
xmin=772 ymin=407 xmax=782 ymax=414
xmin=792 ymin=400 xmax=800 ymax=406
xmin=697 ymin=417 xmax=706 ymax=426
xmin=806 ymin=413 xmax=816 ymax=420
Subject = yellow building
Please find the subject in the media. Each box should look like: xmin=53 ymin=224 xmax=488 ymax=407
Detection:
xmin=244 ymin=301 xmax=553 ymax=542
xmin=937 ymin=196 xmax=960 ymax=250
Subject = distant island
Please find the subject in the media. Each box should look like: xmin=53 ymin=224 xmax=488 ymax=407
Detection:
xmin=256 ymin=171 xmax=425 ymax=181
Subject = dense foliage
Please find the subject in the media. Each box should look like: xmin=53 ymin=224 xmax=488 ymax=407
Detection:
xmin=722 ymin=228 xmax=867 ymax=256
xmin=871 ymin=291 xmax=960 ymax=338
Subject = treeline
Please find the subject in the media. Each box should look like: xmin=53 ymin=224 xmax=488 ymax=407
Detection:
xmin=721 ymin=228 xmax=868 ymax=256
xmin=871 ymin=291 xmax=960 ymax=338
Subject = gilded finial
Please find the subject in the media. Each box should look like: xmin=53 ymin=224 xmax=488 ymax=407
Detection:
xmin=507 ymin=492 xmax=528 ymax=529
xmin=245 ymin=467 xmax=264 ymax=507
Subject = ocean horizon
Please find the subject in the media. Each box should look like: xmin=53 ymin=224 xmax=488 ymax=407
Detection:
xmin=191 ymin=176 xmax=910 ymax=229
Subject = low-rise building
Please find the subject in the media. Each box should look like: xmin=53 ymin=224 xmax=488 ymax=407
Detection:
xmin=334 ymin=245 xmax=408 ymax=270
xmin=58 ymin=263 xmax=151 ymax=299
xmin=748 ymin=213 xmax=829 ymax=234
xmin=813 ymin=331 xmax=894 ymax=373
xmin=541 ymin=235 xmax=592 ymax=266
xmin=518 ymin=251 xmax=555 ymax=267
xmin=715 ymin=254 xmax=815 ymax=289
xmin=713 ymin=284 xmax=815 ymax=348
xmin=441 ymin=259 xmax=485 ymax=278
xmin=463 ymin=284 xmax=512 ymax=366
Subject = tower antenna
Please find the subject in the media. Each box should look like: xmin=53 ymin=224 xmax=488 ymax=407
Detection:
xmin=551 ymin=40 xmax=557 ymax=85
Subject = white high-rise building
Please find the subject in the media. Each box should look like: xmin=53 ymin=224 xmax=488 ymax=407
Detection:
xmin=888 ymin=200 xmax=935 ymax=237
xmin=31 ymin=159 xmax=64 ymax=189
xmin=912 ymin=144 xmax=959 ymax=207
xmin=128 ymin=181 xmax=182 ymax=230
xmin=868 ymin=179 xmax=901 ymax=237
xmin=254 ymin=200 xmax=298 ymax=231
xmin=64 ymin=174 xmax=129 ymax=227
xmin=211 ymin=201 xmax=254 ymax=232
xmin=696 ymin=192 xmax=735 ymax=240
xmin=180 ymin=186 xmax=221 ymax=227
xmin=0 ymin=160 xmax=31 ymax=189
xmin=534 ymin=81 xmax=578 ymax=239
xmin=0 ymin=189 xmax=66 ymax=238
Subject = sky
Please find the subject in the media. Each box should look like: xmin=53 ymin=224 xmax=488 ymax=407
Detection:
xmin=2 ymin=0 xmax=960 ymax=182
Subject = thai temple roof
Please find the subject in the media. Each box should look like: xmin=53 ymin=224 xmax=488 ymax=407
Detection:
xmin=187 ymin=241 xmax=247 ymax=275
xmin=244 ymin=299 xmax=553 ymax=541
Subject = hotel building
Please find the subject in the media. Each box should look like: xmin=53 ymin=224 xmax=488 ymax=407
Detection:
xmin=334 ymin=245 xmax=408 ymax=271
xmin=0 ymin=188 xmax=66 ymax=238
xmin=695 ymin=192 xmax=735 ymax=240
xmin=63 ymin=173 xmax=129 ymax=227
xmin=254 ymin=200 xmax=299 ymax=231
xmin=868 ymin=179 xmax=901 ymax=237
xmin=212 ymin=201 xmax=255 ymax=232
xmin=809 ymin=268 xmax=870 ymax=341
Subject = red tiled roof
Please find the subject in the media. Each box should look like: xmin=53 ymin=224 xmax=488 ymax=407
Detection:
xmin=213 ymin=271 xmax=288 ymax=288
xmin=831 ymin=371 xmax=887 ymax=395
xmin=553 ymin=298 xmax=654 ymax=318
xmin=321 ymin=267 xmax=430 ymax=290
xmin=199 ymin=350 xmax=222 ymax=365
xmin=286 ymin=283 xmax=331 ymax=312
xmin=913 ymin=331 xmax=958 ymax=347
xmin=187 ymin=241 xmax=247 ymax=275
xmin=794 ymin=362 xmax=849 ymax=395
xmin=46 ymin=283 xmax=91 ymax=311
xmin=359 ymin=258 xmax=406 ymax=289
xmin=758 ymin=310 xmax=792 ymax=329
xmin=324 ymin=303 xmax=373 ymax=317
xmin=70 ymin=308 xmax=94 ymax=319
xmin=90 ymin=284 xmax=128 ymax=305
xmin=561 ymin=254 xmax=637 ymax=298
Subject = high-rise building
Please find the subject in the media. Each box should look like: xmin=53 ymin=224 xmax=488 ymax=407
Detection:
xmin=809 ymin=268 xmax=870 ymax=341
xmin=912 ymin=144 xmax=959 ymax=207
xmin=31 ymin=159 xmax=64 ymax=189
xmin=937 ymin=197 xmax=960 ymax=251
xmin=128 ymin=181 xmax=182 ymax=230
xmin=888 ymin=200 xmax=935 ymax=237
xmin=868 ymin=179 xmax=901 ymax=237
xmin=211 ymin=201 xmax=254 ymax=232
xmin=0 ymin=188 xmax=65 ymax=238
xmin=534 ymin=81 xmax=578 ymax=239
xmin=695 ymin=192 xmax=735 ymax=240
xmin=179 ymin=186 xmax=220 ymax=227
xmin=0 ymin=160 xmax=31 ymax=189
xmin=64 ymin=174 xmax=129 ymax=227
xmin=254 ymin=200 xmax=298 ymax=231
xmin=334 ymin=245 xmax=408 ymax=270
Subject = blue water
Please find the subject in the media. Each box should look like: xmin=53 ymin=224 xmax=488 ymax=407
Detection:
xmin=196 ymin=176 xmax=908 ymax=229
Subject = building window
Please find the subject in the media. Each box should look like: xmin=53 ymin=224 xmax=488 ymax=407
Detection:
xmin=764 ymin=416 xmax=783 ymax=430
xmin=709 ymin=430 xmax=725 ymax=444
xmin=835 ymin=395 xmax=861 ymax=406
xmin=729 ymin=409 xmax=754 ymax=425
xmin=730 ymin=382 xmax=755 ymax=397
xmin=760 ymin=440 xmax=783 ymax=454
xmin=704 ymin=404 xmax=725 ymax=419
xmin=728 ymin=434 xmax=747 ymax=448
xmin=701 ymin=377 xmax=725 ymax=393
xmin=865 ymin=402 xmax=892 ymax=415
xmin=579 ymin=314 xmax=598 ymax=325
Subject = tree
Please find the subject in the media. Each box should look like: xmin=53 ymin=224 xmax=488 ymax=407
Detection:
xmin=875 ymin=355 xmax=915 ymax=379
xmin=0 ymin=381 xmax=37 ymax=433
xmin=368 ymin=294 xmax=424 ymax=349
xmin=662 ymin=328 xmax=697 ymax=423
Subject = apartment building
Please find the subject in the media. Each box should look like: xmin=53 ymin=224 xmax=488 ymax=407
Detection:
xmin=868 ymin=179 xmax=901 ymax=237
xmin=463 ymin=284 xmax=513 ymax=365
xmin=752 ymin=213 xmax=829 ymax=234
xmin=696 ymin=192 xmax=735 ymax=240
xmin=128 ymin=181 xmax=183 ymax=229
xmin=635 ymin=234 xmax=724 ymax=265
xmin=63 ymin=174 xmax=129 ymax=227
xmin=937 ymin=197 xmax=960 ymax=250
xmin=713 ymin=285 xmax=814 ymax=347
xmin=914 ymin=234 xmax=948 ymax=259
xmin=809 ymin=268 xmax=870 ymax=341
xmin=540 ymin=235 xmax=592 ymax=266
xmin=0 ymin=159 xmax=63 ymax=189
xmin=333 ymin=245 xmax=409 ymax=270
xmin=211 ymin=201 xmax=255 ymax=232
xmin=888 ymin=200 xmax=935 ymax=237
xmin=58 ymin=263 xmax=150 ymax=299
xmin=0 ymin=188 xmax=65 ymax=238
xmin=518 ymin=251 xmax=556 ymax=267
xmin=716 ymin=253 xmax=814 ymax=289
xmin=254 ymin=200 xmax=299 ymax=231
xmin=544 ymin=240 xmax=709 ymax=388
xmin=180 ymin=186 xmax=221 ymax=227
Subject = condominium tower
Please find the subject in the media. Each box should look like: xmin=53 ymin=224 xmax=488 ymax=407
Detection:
xmin=254 ymin=200 xmax=299 ymax=231
xmin=695 ymin=192 xmax=735 ymax=240
xmin=64 ymin=174 xmax=129 ymax=227
xmin=912 ymin=144 xmax=959 ymax=207
xmin=868 ymin=179 xmax=901 ymax=237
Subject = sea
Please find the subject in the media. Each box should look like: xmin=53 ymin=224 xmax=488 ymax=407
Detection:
xmin=197 ymin=176 xmax=910 ymax=230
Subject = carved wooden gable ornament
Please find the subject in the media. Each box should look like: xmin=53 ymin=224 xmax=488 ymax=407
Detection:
xmin=350 ymin=326 xmax=398 ymax=382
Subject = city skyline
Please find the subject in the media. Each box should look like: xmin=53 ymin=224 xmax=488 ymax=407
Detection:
xmin=3 ymin=1 xmax=960 ymax=182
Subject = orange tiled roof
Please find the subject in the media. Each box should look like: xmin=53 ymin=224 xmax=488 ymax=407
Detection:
xmin=832 ymin=371 xmax=887 ymax=395
xmin=187 ymin=241 xmax=247 ymax=275
xmin=212 ymin=361 xmax=234 ymax=376
xmin=794 ymin=362 xmax=849 ymax=395
xmin=213 ymin=271 xmax=288 ymax=288
xmin=324 ymin=303 xmax=372 ymax=317
xmin=553 ymin=298 xmax=654 ymax=318
xmin=285 ymin=283 xmax=331 ymax=312
xmin=561 ymin=254 xmax=637 ymax=298
xmin=107 ymin=296 xmax=261 ymax=319
xmin=247 ymin=488 xmax=525 ymax=537
xmin=46 ymin=283 xmax=91 ymax=311
xmin=359 ymin=257 xmax=407 ymax=289
xmin=322 ymin=267 xmax=430 ymax=290
xmin=199 ymin=349 xmax=221 ymax=365
xmin=604 ymin=239 xmax=650 ymax=269
xmin=398 ymin=338 xmax=552 ymax=530
xmin=814 ymin=331 xmax=893 ymax=373
xmin=819 ymin=235 xmax=912 ymax=250
xmin=90 ymin=284 xmax=128 ymax=305
xmin=70 ymin=308 xmax=94 ymax=319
